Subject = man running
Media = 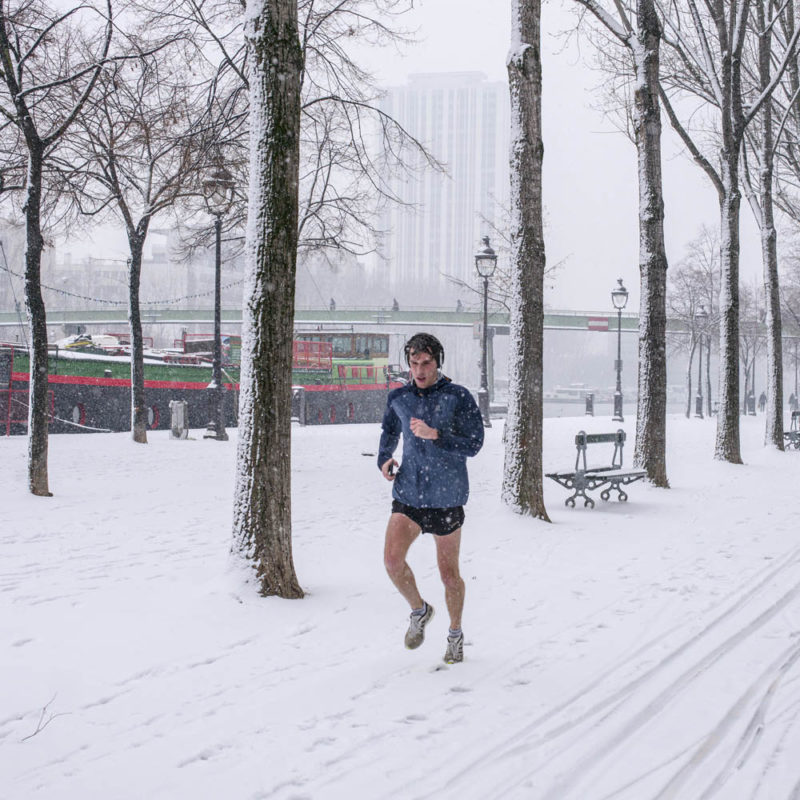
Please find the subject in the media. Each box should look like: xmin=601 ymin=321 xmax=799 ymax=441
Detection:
xmin=378 ymin=332 xmax=484 ymax=664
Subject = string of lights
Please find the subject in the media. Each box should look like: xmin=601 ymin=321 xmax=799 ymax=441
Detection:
xmin=0 ymin=261 xmax=244 ymax=308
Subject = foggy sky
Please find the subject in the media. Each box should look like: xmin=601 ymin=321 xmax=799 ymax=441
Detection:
xmin=62 ymin=0 xmax=766 ymax=314
xmin=356 ymin=0 xmax=764 ymax=313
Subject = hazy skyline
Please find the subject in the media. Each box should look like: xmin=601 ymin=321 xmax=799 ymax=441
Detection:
xmin=357 ymin=0 xmax=764 ymax=312
xmin=61 ymin=0 xmax=766 ymax=313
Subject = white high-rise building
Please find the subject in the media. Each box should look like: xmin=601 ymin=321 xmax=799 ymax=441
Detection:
xmin=373 ymin=72 xmax=510 ymax=307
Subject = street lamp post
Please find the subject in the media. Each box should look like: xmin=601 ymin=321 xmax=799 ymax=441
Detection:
xmin=611 ymin=278 xmax=628 ymax=422
xmin=202 ymin=158 xmax=235 ymax=441
xmin=475 ymin=236 xmax=497 ymax=428
xmin=695 ymin=305 xmax=707 ymax=418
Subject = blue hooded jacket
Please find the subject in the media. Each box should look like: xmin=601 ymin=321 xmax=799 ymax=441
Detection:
xmin=378 ymin=376 xmax=484 ymax=508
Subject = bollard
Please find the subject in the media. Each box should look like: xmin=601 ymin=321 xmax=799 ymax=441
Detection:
xmin=291 ymin=386 xmax=307 ymax=426
xmin=585 ymin=393 xmax=594 ymax=416
xmin=169 ymin=399 xmax=189 ymax=439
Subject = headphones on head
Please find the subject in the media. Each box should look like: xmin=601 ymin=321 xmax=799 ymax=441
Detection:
xmin=404 ymin=333 xmax=444 ymax=368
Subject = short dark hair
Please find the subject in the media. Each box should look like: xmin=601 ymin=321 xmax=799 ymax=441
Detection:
xmin=404 ymin=332 xmax=444 ymax=367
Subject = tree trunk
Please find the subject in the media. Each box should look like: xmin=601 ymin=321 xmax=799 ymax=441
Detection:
xmin=502 ymin=0 xmax=549 ymax=521
xmin=232 ymin=0 xmax=304 ymax=597
xmin=739 ymin=0 xmax=785 ymax=445
xmin=760 ymin=179 xmax=784 ymax=446
xmin=631 ymin=0 xmax=669 ymax=487
xmin=0 ymin=0 xmax=111 ymax=494
xmin=710 ymin=1 xmax=747 ymax=462
xmin=753 ymin=2 xmax=784 ymax=449
xmin=657 ymin=1 xmax=748 ymax=461
xmin=128 ymin=226 xmax=149 ymax=444
xmin=24 ymin=143 xmax=51 ymax=497
xmin=715 ymin=157 xmax=743 ymax=462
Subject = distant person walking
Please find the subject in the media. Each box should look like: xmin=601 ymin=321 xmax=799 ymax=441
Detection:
xmin=759 ymin=391 xmax=766 ymax=412
xmin=378 ymin=333 xmax=484 ymax=664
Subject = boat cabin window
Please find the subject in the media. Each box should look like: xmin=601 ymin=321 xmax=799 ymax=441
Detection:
xmin=331 ymin=336 xmax=351 ymax=356
xmin=369 ymin=336 xmax=388 ymax=355
xmin=294 ymin=332 xmax=389 ymax=359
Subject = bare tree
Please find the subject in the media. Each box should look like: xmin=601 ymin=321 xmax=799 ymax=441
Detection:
xmin=670 ymin=226 xmax=721 ymax=415
xmin=144 ymin=0 xmax=434 ymax=261
xmin=658 ymin=0 xmax=747 ymax=463
xmin=668 ymin=256 xmax=717 ymax=415
xmin=571 ymin=0 xmax=670 ymax=486
xmin=0 ymin=0 xmax=112 ymax=495
xmin=667 ymin=264 xmax=697 ymax=417
xmin=65 ymin=40 xmax=212 ymax=443
xmin=137 ymin=0 xmax=431 ymax=595
xmin=658 ymin=0 xmax=799 ymax=462
xmin=739 ymin=0 xmax=799 ymax=448
xmin=231 ymin=0 xmax=304 ymax=597
xmin=502 ymin=0 xmax=549 ymax=521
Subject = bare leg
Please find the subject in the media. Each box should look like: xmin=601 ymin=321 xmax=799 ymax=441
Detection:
xmin=434 ymin=528 xmax=465 ymax=630
xmin=384 ymin=512 xmax=423 ymax=609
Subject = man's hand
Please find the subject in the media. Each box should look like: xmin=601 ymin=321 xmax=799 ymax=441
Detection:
xmin=410 ymin=417 xmax=438 ymax=440
xmin=381 ymin=458 xmax=398 ymax=481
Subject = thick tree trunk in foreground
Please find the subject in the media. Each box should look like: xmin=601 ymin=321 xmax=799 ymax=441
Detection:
xmin=24 ymin=144 xmax=51 ymax=496
xmin=632 ymin=0 xmax=669 ymax=487
xmin=762 ymin=207 xmax=784 ymax=447
xmin=716 ymin=160 xmax=743 ymax=463
xmin=232 ymin=0 xmax=304 ymax=597
xmin=711 ymin=3 xmax=748 ymax=464
xmin=502 ymin=0 xmax=549 ymax=521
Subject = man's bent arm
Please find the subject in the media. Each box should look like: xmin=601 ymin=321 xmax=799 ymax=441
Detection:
xmin=433 ymin=391 xmax=484 ymax=457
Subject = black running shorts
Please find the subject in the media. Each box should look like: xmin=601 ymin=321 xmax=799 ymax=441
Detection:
xmin=391 ymin=500 xmax=465 ymax=536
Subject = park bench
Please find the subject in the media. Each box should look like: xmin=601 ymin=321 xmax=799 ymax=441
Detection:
xmin=784 ymin=411 xmax=800 ymax=450
xmin=545 ymin=429 xmax=647 ymax=508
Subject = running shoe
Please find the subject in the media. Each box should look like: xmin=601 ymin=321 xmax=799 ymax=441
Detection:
xmin=443 ymin=631 xmax=464 ymax=664
xmin=404 ymin=602 xmax=434 ymax=649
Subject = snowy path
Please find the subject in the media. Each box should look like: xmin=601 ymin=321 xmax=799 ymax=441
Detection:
xmin=2 ymin=414 xmax=800 ymax=799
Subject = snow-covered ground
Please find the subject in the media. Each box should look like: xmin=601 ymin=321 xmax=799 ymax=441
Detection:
xmin=2 ymin=413 xmax=800 ymax=799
